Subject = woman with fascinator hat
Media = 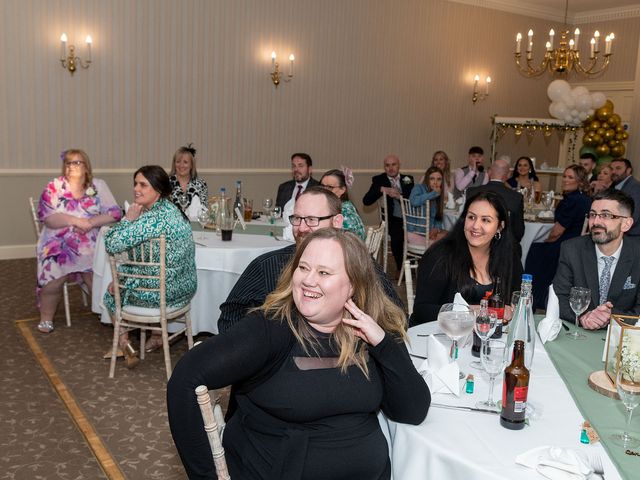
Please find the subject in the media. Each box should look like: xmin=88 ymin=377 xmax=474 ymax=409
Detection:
xmin=169 ymin=143 xmax=208 ymax=211
xmin=320 ymin=167 xmax=366 ymax=239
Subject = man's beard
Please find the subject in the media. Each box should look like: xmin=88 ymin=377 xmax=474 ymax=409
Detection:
xmin=591 ymin=227 xmax=617 ymax=245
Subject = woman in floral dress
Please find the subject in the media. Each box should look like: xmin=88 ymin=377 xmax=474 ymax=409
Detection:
xmin=320 ymin=168 xmax=366 ymax=240
xmin=36 ymin=149 xmax=121 ymax=333
xmin=103 ymin=165 xmax=197 ymax=367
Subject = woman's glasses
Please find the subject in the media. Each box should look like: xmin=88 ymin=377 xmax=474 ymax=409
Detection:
xmin=65 ymin=160 xmax=85 ymax=167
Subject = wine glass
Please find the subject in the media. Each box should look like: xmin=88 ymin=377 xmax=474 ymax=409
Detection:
xmin=262 ymin=198 xmax=273 ymax=218
xmin=196 ymin=206 xmax=210 ymax=241
xmin=610 ymin=366 xmax=640 ymax=448
xmin=178 ymin=193 xmax=189 ymax=212
xmin=567 ymin=287 xmax=590 ymax=340
xmin=542 ymin=191 xmax=554 ymax=212
xmin=470 ymin=309 xmax=498 ymax=369
xmin=271 ymin=206 xmax=282 ymax=221
xmin=476 ymin=339 xmax=508 ymax=412
xmin=437 ymin=303 xmax=476 ymax=379
xmin=503 ymin=291 xmax=520 ymax=334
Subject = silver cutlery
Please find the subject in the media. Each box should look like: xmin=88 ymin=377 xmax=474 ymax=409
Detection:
xmin=431 ymin=403 xmax=500 ymax=415
xmin=270 ymin=231 xmax=281 ymax=241
xmin=194 ymin=241 xmax=208 ymax=247
xmin=590 ymin=453 xmax=605 ymax=479
xmin=409 ymin=352 xmax=427 ymax=360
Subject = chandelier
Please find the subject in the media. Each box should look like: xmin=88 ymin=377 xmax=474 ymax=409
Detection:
xmin=514 ymin=1 xmax=614 ymax=77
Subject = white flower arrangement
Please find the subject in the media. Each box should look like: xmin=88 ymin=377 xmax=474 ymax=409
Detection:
xmin=620 ymin=333 xmax=640 ymax=382
xmin=402 ymin=176 xmax=412 ymax=184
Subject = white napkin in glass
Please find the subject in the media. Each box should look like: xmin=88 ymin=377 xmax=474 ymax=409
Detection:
xmin=418 ymin=335 xmax=460 ymax=396
xmin=538 ymin=284 xmax=562 ymax=343
xmin=186 ymin=195 xmax=202 ymax=221
xmin=453 ymin=292 xmax=469 ymax=309
xmin=516 ymin=446 xmax=594 ymax=480
xmin=123 ymin=200 xmax=130 ymax=213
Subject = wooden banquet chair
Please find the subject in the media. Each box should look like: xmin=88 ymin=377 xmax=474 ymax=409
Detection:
xmin=404 ymin=259 xmax=419 ymax=316
xmin=28 ymin=197 xmax=88 ymax=327
xmin=376 ymin=192 xmax=391 ymax=273
xmin=397 ymin=198 xmax=431 ymax=285
xmin=364 ymin=221 xmax=386 ymax=261
xmin=108 ymin=235 xmax=194 ymax=380
xmin=196 ymin=385 xmax=230 ymax=479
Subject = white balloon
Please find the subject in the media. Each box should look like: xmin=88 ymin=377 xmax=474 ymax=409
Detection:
xmin=564 ymin=113 xmax=574 ymax=123
xmin=588 ymin=109 xmax=595 ymax=116
xmin=578 ymin=111 xmax=589 ymax=121
xmin=591 ymin=92 xmax=606 ymax=108
xmin=563 ymin=94 xmax=576 ymax=108
xmin=555 ymin=102 xmax=569 ymax=118
xmin=547 ymin=79 xmax=571 ymax=102
xmin=549 ymin=103 xmax=560 ymax=118
xmin=571 ymin=109 xmax=579 ymax=116
xmin=576 ymin=94 xmax=592 ymax=111
xmin=572 ymin=86 xmax=589 ymax=98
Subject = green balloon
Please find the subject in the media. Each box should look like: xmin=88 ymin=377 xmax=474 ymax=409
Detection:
xmin=597 ymin=155 xmax=613 ymax=165
xmin=579 ymin=145 xmax=598 ymax=157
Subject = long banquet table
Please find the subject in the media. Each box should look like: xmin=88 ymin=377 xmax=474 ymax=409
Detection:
xmin=379 ymin=320 xmax=626 ymax=479
xmin=91 ymin=221 xmax=290 ymax=335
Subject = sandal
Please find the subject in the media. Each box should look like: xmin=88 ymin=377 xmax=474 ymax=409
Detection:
xmin=144 ymin=335 xmax=164 ymax=354
xmin=37 ymin=321 xmax=54 ymax=333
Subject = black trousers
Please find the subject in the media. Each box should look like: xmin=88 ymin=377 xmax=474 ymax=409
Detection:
xmin=388 ymin=216 xmax=404 ymax=271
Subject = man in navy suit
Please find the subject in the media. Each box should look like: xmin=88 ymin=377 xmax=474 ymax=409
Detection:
xmin=363 ymin=155 xmax=414 ymax=271
xmin=553 ymin=189 xmax=640 ymax=329
xmin=275 ymin=153 xmax=320 ymax=211
xmin=610 ymin=158 xmax=640 ymax=236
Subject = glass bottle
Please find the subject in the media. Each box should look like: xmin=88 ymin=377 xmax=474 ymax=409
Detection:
xmin=233 ymin=180 xmax=243 ymax=220
xmin=218 ymin=187 xmax=230 ymax=227
xmin=472 ymin=298 xmax=490 ymax=358
xmin=488 ymin=276 xmax=504 ymax=338
xmin=500 ymin=340 xmax=530 ymax=430
xmin=506 ymin=274 xmax=535 ymax=370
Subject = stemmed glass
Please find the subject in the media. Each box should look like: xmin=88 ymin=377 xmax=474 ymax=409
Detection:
xmin=610 ymin=366 xmax=640 ymax=448
xmin=470 ymin=309 xmax=498 ymax=369
xmin=263 ymin=198 xmax=273 ymax=218
xmin=476 ymin=339 xmax=508 ymax=412
xmin=567 ymin=287 xmax=590 ymax=340
xmin=542 ymin=191 xmax=554 ymax=213
xmin=437 ymin=303 xmax=476 ymax=379
xmin=271 ymin=206 xmax=282 ymax=221
xmin=196 ymin=206 xmax=210 ymax=241
xmin=178 ymin=193 xmax=189 ymax=212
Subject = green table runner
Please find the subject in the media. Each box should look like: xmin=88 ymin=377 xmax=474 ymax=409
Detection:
xmin=191 ymin=222 xmax=284 ymax=237
xmin=539 ymin=316 xmax=638 ymax=479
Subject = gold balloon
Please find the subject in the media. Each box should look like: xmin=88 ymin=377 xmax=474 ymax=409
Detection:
xmin=616 ymin=133 xmax=625 ymax=141
xmin=608 ymin=139 xmax=618 ymax=148
xmin=584 ymin=115 xmax=593 ymax=124
xmin=592 ymin=134 xmax=603 ymax=144
xmin=622 ymin=131 xmax=629 ymax=140
xmin=604 ymin=129 xmax=616 ymax=141
xmin=611 ymin=144 xmax=625 ymax=158
xmin=583 ymin=136 xmax=595 ymax=147
xmin=596 ymin=108 xmax=612 ymax=122
xmin=596 ymin=127 xmax=606 ymax=137
xmin=616 ymin=125 xmax=625 ymax=133
xmin=590 ymin=121 xmax=601 ymax=131
xmin=605 ymin=100 xmax=614 ymax=110
xmin=596 ymin=144 xmax=610 ymax=156
xmin=609 ymin=114 xmax=621 ymax=127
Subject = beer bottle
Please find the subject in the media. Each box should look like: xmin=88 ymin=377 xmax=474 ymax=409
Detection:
xmin=500 ymin=340 xmax=529 ymax=430
xmin=488 ymin=276 xmax=504 ymax=338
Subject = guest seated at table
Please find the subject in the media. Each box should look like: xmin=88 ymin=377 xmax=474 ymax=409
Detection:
xmin=168 ymin=228 xmax=430 ymax=479
xmin=507 ymin=156 xmax=541 ymax=194
xmin=103 ymin=165 xmax=197 ymax=367
xmin=579 ymin=152 xmax=598 ymax=183
xmin=553 ymin=190 xmax=640 ymax=329
xmin=590 ymin=165 xmax=613 ymax=195
xmin=218 ymin=186 xmax=401 ymax=333
xmin=430 ymin=150 xmax=452 ymax=197
xmin=36 ymin=149 xmax=121 ymax=333
xmin=320 ymin=168 xmax=366 ymax=240
xmin=411 ymin=191 xmax=522 ymax=326
xmin=408 ymin=166 xmax=447 ymax=243
xmin=453 ymin=146 xmax=488 ymax=198
xmin=169 ymin=144 xmax=208 ymax=212
xmin=525 ymin=165 xmax=592 ymax=309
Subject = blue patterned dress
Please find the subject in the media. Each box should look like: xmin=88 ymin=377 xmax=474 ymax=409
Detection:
xmin=103 ymin=198 xmax=197 ymax=313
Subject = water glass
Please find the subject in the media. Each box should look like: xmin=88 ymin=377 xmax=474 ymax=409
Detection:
xmin=610 ymin=366 xmax=640 ymax=448
xmin=567 ymin=287 xmax=590 ymax=340
xmin=476 ymin=340 xmax=507 ymax=412
xmin=196 ymin=207 xmax=210 ymax=240
xmin=437 ymin=303 xmax=475 ymax=379
xmin=262 ymin=198 xmax=273 ymax=217
xmin=470 ymin=309 xmax=497 ymax=369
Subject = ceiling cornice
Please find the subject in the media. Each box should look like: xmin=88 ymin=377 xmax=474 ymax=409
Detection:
xmin=447 ymin=0 xmax=640 ymax=23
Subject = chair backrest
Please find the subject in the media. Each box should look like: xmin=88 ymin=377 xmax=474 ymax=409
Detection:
xmin=581 ymin=215 xmax=589 ymax=235
xmin=28 ymin=197 xmax=42 ymax=238
xmin=400 ymin=197 xmax=431 ymax=250
xmin=195 ymin=385 xmax=230 ymax=479
xmin=404 ymin=259 xmax=418 ymax=316
xmin=377 ymin=192 xmax=391 ymax=272
xmin=108 ymin=236 xmax=167 ymax=316
xmin=365 ymin=221 xmax=385 ymax=259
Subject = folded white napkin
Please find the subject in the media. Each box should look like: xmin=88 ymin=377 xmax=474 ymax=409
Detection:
xmin=516 ymin=446 xmax=594 ymax=480
xmin=453 ymin=292 xmax=469 ymax=309
xmin=186 ymin=195 xmax=202 ymax=221
xmin=446 ymin=192 xmax=456 ymax=210
xmin=538 ymin=284 xmax=562 ymax=344
xmin=418 ymin=335 xmax=460 ymax=396
xmin=123 ymin=200 xmax=130 ymax=213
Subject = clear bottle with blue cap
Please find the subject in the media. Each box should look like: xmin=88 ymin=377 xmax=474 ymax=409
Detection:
xmin=506 ymin=274 xmax=536 ymax=370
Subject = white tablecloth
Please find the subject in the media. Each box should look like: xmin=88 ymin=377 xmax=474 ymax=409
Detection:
xmin=378 ymin=322 xmax=621 ymax=480
xmin=91 ymin=227 xmax=290 ymax=335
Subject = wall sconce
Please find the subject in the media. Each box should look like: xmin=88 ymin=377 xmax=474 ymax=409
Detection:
xmin=60 ymin=33 xmax=92 ymax=75
xmin=270 ymin=51 xmax=294 ymax=88
xmin=472 ymin=74 xmax=491 ymax=104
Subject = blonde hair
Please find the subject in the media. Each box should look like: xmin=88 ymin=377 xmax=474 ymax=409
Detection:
xmin=170 ymin=144 xmax=198 ymax=178
xmin=261 ymin=229 xmax=407 ymax=377
xmin=61 ymin=149 xmax=93 ymax=188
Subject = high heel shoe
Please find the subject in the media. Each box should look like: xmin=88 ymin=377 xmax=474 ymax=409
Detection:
xmin=120 ymin=341 xmax=140 ymax=369
xmin=37 ymin=321 xmax=54 ymax=333
xmin=144 ymin=335 xmax=164 ymax=354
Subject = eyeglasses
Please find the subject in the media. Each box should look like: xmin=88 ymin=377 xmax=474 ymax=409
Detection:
xmin=289 ymin=214 xmax=335 ymax=227
xmin=321 ymin=184 xmax=341 ymax=191
xmin=586 ymin=212 xmax=629 ymax=221
xmin=65 ymin=160 xmax=85 ymax=167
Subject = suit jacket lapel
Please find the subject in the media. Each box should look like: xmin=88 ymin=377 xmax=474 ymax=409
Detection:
xmin=581 ymin=241 xmax=600 ymax=306
xmin=609 ymin=241 xmax=633 ymax=296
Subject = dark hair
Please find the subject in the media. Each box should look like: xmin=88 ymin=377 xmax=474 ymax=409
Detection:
xmin=510 ymin=156 xmax=539 ymax=182
xmin=291 ymin=152 xmax=312 ymax=167
xmin=134 ymin=165 xmax=172 ymax=198
xmin=170 ymin=144 xmax=198 ymax=178
xmin=320 ymin=169 xmax=349 ymax=201
xmin=579 ymin=152 xmax=597 ymax=163
xmin=611 ymin=158 xmax=633 ymax=174
xmin=592 ymin=189 xmax=635 ymax=217
xmin=426 ymin=190 xmax=517 ymax=300
xmin=564 ymin=164 xmax=590 ymax=192
xmin=421 ymin=166 xmax=444 ymax=222
xmin=299 ymin=185 xmax=342 ymax=215
xmin=468 ymin=146 xmax=484 ymax=155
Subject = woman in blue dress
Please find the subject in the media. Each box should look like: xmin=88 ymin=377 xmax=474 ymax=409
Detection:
xmin=407 ymin=166 xmax=447 ymax=244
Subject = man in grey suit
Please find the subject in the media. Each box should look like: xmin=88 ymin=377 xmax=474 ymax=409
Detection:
xmin=553 ymin=189 xmax=640 ymax=329
xmin=467 ymin=158 xmax=525 ymax=243
xmin=610 ymin=158 xmax=640 ymax=237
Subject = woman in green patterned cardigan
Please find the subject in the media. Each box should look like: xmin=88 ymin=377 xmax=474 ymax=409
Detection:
xmin=104 ymin=165 xmax=197 ymax=368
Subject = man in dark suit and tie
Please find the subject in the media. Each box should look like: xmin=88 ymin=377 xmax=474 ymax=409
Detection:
xmin=467 ymin=158 xmax=525 ymax=244
xmin=363 ymin=154 xmax=414 ymax=271
xmin=275 ymin=153 xmax=320 ymax=211
xmin=553 ymin=189 xmax=640 ymax=329
xmin=579 ymin=152 xmax=597 ymax=183
xmin=610 ymin=158 xmax=640 ymax=237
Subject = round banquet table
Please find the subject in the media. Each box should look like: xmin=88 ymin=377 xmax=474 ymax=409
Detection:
xmin=91 ymin=227 xmax=290 ymax=335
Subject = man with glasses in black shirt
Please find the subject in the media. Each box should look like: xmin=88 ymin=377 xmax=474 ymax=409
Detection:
xmin=218 ymin=186 xmax=401 ymax=333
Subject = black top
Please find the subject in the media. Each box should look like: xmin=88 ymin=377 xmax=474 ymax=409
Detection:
xmin=218 ymin=244 xmax=404 ymax=333
xmin=167 ymin=312 xmax=430 ymax=479
xmin=169 ymin=175 xmax=209 ymax=209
